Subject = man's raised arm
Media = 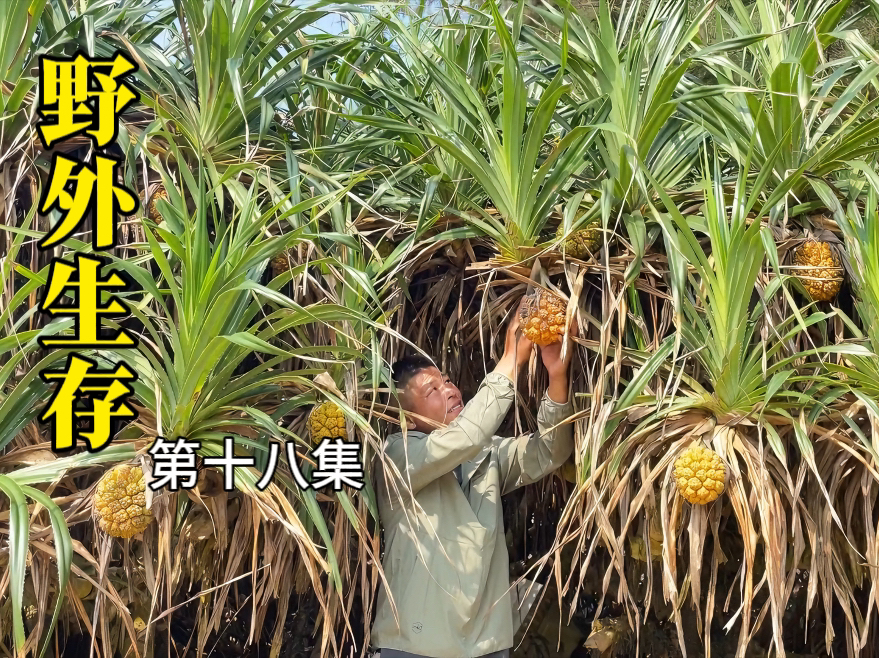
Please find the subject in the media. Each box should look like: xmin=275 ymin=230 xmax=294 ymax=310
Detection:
xmin=384 ymin=372 xmax=515 ymax=495
xmin=496 ymin=318 xmax=577 ymax=494
xmin=382 ymin=297 xmax=534 ymax=495
xmin=496 ymin=390 xmax=574 ymax=495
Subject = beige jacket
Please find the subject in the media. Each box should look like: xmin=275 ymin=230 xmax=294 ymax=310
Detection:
xmin=371 ymin=372 xmax=574 ymax=658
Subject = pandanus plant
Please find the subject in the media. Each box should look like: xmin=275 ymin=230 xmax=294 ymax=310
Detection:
xmin=681 ymin=0 xmax=879 ymax=216
xmin=555 ymin=150 xmax=873 ymax=657
xmin=342 ymin=0 xmax=596 ymax=265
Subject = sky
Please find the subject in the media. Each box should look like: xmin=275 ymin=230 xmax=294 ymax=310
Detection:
xmin=299 ymin=1 xmax=451 ymax=34
xmin=150 ymin=1 xmax=448 ymax=49
xmin=305 ymin=9 xmax=355 ymax=34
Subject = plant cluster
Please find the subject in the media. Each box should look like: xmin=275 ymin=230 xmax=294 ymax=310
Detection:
xmin=3 ymin=0 xmax=879 ymax=657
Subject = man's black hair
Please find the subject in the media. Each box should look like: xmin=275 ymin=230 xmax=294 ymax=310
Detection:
xmin=391 ymin=354 xmax=436 ymax=390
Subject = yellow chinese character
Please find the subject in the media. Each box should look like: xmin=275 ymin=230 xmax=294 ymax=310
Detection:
xmin=39 ymin=253 xmax=137 ymax=348
xmin=40 ymin=354 xmax=138 ymax=452
xmin=39 ymin=153 xmax=137 ymax=250
xmin=37 ymin=51 xmax=139 ymax=148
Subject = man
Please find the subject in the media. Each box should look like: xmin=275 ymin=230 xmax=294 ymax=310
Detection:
xmin=372 ymin=296 xmax=576 ymax=658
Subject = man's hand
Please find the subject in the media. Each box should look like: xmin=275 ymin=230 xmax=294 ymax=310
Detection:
xmin=493 ymin=295 xmax=533 ymax=382
xmin=541 ymin=314 xmax=577 ymax=404
xmin=540 ymin=319 xmax=577 ymax=376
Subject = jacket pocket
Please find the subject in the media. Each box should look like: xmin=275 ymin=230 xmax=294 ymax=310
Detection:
xmin=433 ymin=520 xmax=490 ymax=614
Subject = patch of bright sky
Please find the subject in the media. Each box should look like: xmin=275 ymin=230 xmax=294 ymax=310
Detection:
xmin=303 ymin=7 xmax=352 ymax=34
xmin=146 ymin=0 xmax=463 ymax=114
xmin=150 ymin=1 xmax=453 ymax=47
xmin=296 ymin=1 xmax=458 ymax=35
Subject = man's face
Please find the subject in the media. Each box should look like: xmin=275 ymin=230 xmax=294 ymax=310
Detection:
xmin=400 ymin=367 xmax=464 ymax=431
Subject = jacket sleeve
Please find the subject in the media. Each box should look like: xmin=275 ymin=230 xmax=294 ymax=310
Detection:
xmin=383 ymin=372 xmax=515 ymax=495
xmin=496 ymin=391 xmax=574 ymax=495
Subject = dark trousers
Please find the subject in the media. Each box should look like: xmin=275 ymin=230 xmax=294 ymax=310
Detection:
xmin=377 ymin=650 xmax=510 ymax=658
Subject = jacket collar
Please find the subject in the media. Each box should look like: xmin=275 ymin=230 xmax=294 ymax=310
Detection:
xmin=385 ymin=428 xmax=426 ymax=444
